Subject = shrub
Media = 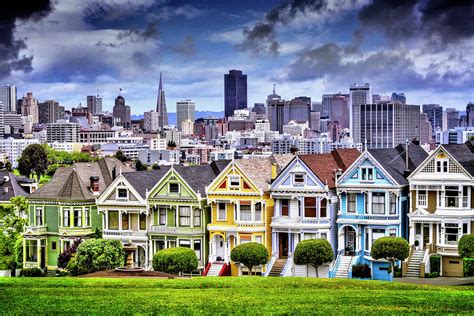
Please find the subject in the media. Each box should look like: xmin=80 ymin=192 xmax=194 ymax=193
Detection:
xmin=58 ymin=239 xmax=82 ymax=269
xmin=371 ymin=237 xmax=409 ymax=275
xmin=393 ymin=265 xmax=402 ymax=277
xmin=464 ymin=258 xmax=474 ymax=277
xmin=20 ymin=267 xmax=45 ymax=277
xmin=294 ymin=239 xmax=333 ymax=277
xmin=458 ymin=235 xmax=474 ymax=258
xmin=13 ymin=236 xmax=23 ymax=269
xmin=425 ymin=272 xmax=439 ymax=278
xmin=352 ymin=263 xmax=371 ymax=278
xmin=230 ymin=243 xmax=269 ymax=276
xmin=430 ymin=255 xmax=441 ymax=273
xmin=68 ymin=239 xmax=125 ymax=276
xmin=153 ymin=247 xmax=198 ymax=275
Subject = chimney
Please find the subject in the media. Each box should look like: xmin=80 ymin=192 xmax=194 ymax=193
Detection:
xmin=112 ymin=166 xmax=116 ymax=180
xmin=90 ymin=176 xmax=100 ymax=194
xmin=271 ymin=163 xmax=277 ymax=181
xmin=404 ymin=140 xmax=411 ymax=177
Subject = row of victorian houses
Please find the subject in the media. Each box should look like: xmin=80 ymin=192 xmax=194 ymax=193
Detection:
xmin=20 ymin=140 xmax=474 ymax=279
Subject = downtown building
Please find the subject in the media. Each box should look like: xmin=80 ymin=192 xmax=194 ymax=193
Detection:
xmin=176 ymin=100 xmax=195 ymax=131
xmin=156 ymin=72 xmax=168 ymax=130
xmin=423 ymin=104 xmax=443 ymax=137
xmin=87 ymin=94 xmax=103 ymax=115
xmin=224 ymin=70 xmax=247 ymax=117
xmin=113 ymin=95 xmax=131 ymax=128
xmin=0 ymin=84 xmax=17 ymax=113
xmin=46 ymin=121 xmax=80 ymax=143
xmin=39 ymin=100 xmax=65 ymax=124
xmin=349 ymin=83 xmax=372 ymax=137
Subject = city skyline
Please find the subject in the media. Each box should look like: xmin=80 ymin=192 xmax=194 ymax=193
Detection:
xmin=1 ymin=1 xmax=473 ymax=114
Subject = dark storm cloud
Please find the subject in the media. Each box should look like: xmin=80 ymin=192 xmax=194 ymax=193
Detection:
xmin=0 ymin=0 xmax=53 ymax=78
xmin=117 ymin=22 xmax=159 ymax=42
xmin=168 ymin=35 xmax=196 ymax=57
xmin=358 ymin=0 xmax=474 ymax=44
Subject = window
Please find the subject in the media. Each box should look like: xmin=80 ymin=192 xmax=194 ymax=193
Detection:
xmin=389 ymin=194 xmax=396 ymax=214
xmin=365 ymin=230 xmax=369 ymax=251
xmin=372 ymin=193 xmax=385 ymax=214
xmin=462 ymin=186 xmax=469 ymax=207
xmin=122 ymin=213 xmax=130 ymax=230
xmin=179 ymin=239 xmax=191 ymax=248
xmin=255 ymin=202 xmax=262 ymax=222
xmin=51 ymin=241 xmax=57 ymax=251
xmin=25 ymin=240 xmax=38 ymax=262
xmin=445 ymin=186 xmax=459 ymax=208
xmin=35 ymin=207 xmax=43 ymax=226
xmin=463 ymin=223 xmax=468 ymax=234
xmin=229 ymin=176 xmax=240 ymax=188
xmin=320 ymin=199 xmax=327 ymax=218
xmin=445 ymin=223 xmax=459 ymax=244
xmin=193 ymin=209 xmax=201 ymax=227
xmin=389 ymin=229 xmax=396 ymax=237
xmin=304 ymin=197 xmax=317 ymax=218
xmin=436 ymin=160 xmax=448 ymax=173
xmin=159 ymin=208 xmax=167 ymax=225
xmin=372 ymin=229 xmax=386 ymax=242
xmin=240 ymin=236 xmax=251 ymax=244
xmin=179 ymin=207 xmax=191 ymax=226
xmin=194 ymin=240 xmax=201 ymax=260
xmin=217 ymin=203 xmax=226 ymax=221
xmin=240 ymin=204 xmax=251 ymax=221
xmin=304 ymin=233 xmax=316 ymax=240
xmin=281 ymin=199 xmax=289 ymax=216
xmin=321 ymin=233 xmax=327 ymax=240
xmin=118 ymin=188 xmax=128 ymax=199
xmin=169 ymin=183 xmax=179 ymax=193
xmin=155 ymin=240 xmax=165 ymax=252
xmin=417 ymin=190 xmax=427 ymax=207
xmin=63 ymin=208 xmax=70 ymax=227
xmin=139 ymin=213 xmax=147 ymax=230
xmin=255 ymin=236 xmax=262 ymax=244
xmin=63 ymin=240 xmax=71 ymax=251
xmin=73 ymin=208 xmax=82 ymax=227
xmin=294 ymin=173 xmax=304 ymax=184
xmin=348 ymin=194 xmax=356 ymax=213
xmin=167 ymin=239 xmax=176 ymax=249
xmin=361 ymin=168 xmax=374 ymax=181
xmin=84 ymin=207 xmax=90 ymax=226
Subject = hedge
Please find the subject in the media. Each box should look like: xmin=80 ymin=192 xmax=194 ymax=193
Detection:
xmin=230 ymin=243 xmax=269 ymax=275
xmin=352 ymin=263 xmax=371 ymax=278
xmin=153 ymin=247 xmax=198 ymax=275
xmin=19 ymin=267 xmax=45 ymax=277
xmin=430 ymin=255 xmax=441 ymax=274
xmin=464 ymin=258 xmax=474 ymax=277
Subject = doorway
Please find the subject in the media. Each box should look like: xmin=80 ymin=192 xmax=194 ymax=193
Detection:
xmin=344 ymin=226 xmax=356 ymax=255
xmin=279 ymin=233 xmax=288 ymax=258
xmin=215 ymin=235 xmax=225 ymax=261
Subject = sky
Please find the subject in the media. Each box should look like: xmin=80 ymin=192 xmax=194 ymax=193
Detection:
xmin=1 ymin=0 xmax=473 ymax=114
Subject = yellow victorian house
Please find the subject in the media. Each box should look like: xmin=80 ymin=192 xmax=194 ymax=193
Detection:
xmin=204 ymin=156 xmax=292 ymax=276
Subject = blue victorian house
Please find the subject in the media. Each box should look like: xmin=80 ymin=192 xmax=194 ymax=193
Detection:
xmin=331 ymin=143 xmax=427 ymax=280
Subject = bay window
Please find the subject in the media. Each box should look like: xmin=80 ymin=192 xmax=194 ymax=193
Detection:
xmin=108 ymin=211 xmax=119 ymax=230
xmin=63 ymin=208 xmax=70 ymax=227
xmin=139 ymin=213 xmax=147 ymax=230
xmin=389 ymin=194 xmax=397 ymax=214
xmin=281 ymin=199 xmax=289 ymax=216
xmin=320 ymin=199 xmax=327 ymax=218
xmin=240 ymin=204 xmax=251 ymax=221
xmin=194 ymin=240 xmax=201 ymax=260
xmin=445 ymin=186 xmax=459 ymax=208
xmin=73 ymin=208 xmax=82 ymax=227
xmin=25 ymin=240 xmax=38 ymax=262
xmin=193 ymin=209 xmax=201 ymax=227
xmin=255 ymin=202 xmax=262 ymax=221
xmin=347 ymin=193 xmax=356 ymax=213
xmin=122 ymin=213 xmax=130 ymax=230
xmin=304 ymin=197 xmax=316 ymax=218
xmin=445 ymin=223 xmax=459 ymax=244
xmin=372 ymin=192 xmax=385 ymax=214
xmin=179 ymin=207 xmax=191 ymax=226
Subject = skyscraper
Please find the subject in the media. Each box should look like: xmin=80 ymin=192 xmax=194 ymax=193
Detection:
xmin=422 ymin=104 xmax=443 ymax=137
xmin=113 ymin=95 xmax=131 ymax=128
xmin=224 ymin=69 xmax=247 ymax=117
xmin=349 ymin=83 xmax=372 ymax=139
xmin=21 ymin=92 xmax=39 ymax=124
xmin=144 ymin=110 xmax=159 ymax=132
xmin=156 ymin=72 xmax=168 ymax=129
xmin=0 ymin=84 xmax=17 ymax=113
xmin=391 ymin=92 xmax=406 ymax=104
xmin=267 ymin=96 xmax=311 ymax=133
xmin=466 ymin=102 xmax=474 ymax=127
xmin=87 ymin=94 xmax=102 ymax=115
xmin=176 ymin=99 xmax=195 ymax=131
xmin=0 ymin=101 xmax=4 ymax=139
xmin=322 ymin=93 xmax=349 ymax=128
xmin=39 ymin=100 xmax=64 ymax=124
xmin=445 ymin=108 xmax=460 ymax=130
xmin=354 ymin=102 xmax=420 ymax=149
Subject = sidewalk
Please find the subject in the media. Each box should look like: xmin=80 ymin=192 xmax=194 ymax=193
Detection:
xmin=395 ymin=277 xmax=474 ymax=286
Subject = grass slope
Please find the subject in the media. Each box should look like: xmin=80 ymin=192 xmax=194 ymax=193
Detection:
xmin=0 ymin=277 xmax=472 ymax=314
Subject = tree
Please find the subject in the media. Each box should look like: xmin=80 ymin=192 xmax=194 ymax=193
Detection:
xmin=153 ymin=247 xmax=198 ymax=275
xmin=371 ymin=237 xmax=409 ymax=275
xmin=294 ymin=239 xmax=333 ymax=277
xmin=230 ymin=242 xmax=269 ymax=276
xmin=18 ymin=144 xmax=48 ymax=181
xmin=135 ymin=159 xmax=147 ymax=171
xmin=0 ymin=197 xmax=28 ymax=269
xmin=458 ymin=235 xmax=474 ymax=258
xmin=4 ymin=161 xmax=12 ymax=172
xmin=151 ymin=163 xmax=160 ymax=170
xmin=57 ymin=239 xmax=82 ymax=269
xmin=115 ymin=150 xmax=127 ymax=162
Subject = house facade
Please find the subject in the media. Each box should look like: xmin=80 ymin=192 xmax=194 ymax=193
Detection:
xmin=334 ymin=144 xmax=427 ymax=280
xmin=268 ymin=149 xmax=360 ymax=277
xmin=407 ymin=141 xmax=474 ymax=277
xmin=205 ymin=156 xmax=292 ymax=276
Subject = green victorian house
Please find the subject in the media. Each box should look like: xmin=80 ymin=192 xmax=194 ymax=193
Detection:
xmin=147 ymin=162 xmax=229 ymax=272
xmin=23 ymin=157 xmax=132 ymax=270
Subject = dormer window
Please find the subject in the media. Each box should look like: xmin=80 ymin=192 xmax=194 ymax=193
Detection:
xmin=169 ymin=183 xmax=179 ymax=193
xmin=229 ymin=176 xmax=240 ymax=189
xmin=361 ymin=168 xmax=374 ymax=181
xmin=117 ymin=188 xmax=128 ymax=200
xmin=294 ymin=173 xmax=304 ymax=185
xmin=436 ymin=159 xmax=448 ymax=173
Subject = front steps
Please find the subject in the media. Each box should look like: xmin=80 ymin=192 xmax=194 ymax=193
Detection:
xmin=406 ymin=249 xmax=424 ymax=277
xmin=334 ymin=256 xmax=354 ymax=278
xmin=206 ymin=262 xmax=224 ymax=276
xmin=268 ymin=259 xmax=286 ymax=277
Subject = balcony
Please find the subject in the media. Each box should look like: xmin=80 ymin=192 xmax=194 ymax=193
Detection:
xmin=103 ymin=230 xmax=148 ymax=239
xmin=148 ymin=226 xmax=204 ymax=235
xmin=436 ymin=244 xmax=459 ymax=255
xmin=337 ymin=213 xmax=399 ymax=222
xmin=271 ymin=216 xmax=330 ymax=228
xmin=24 ymin=225 xmax=47 ymax=234
xmin=59 ymin=227 xmax=94 ymax=236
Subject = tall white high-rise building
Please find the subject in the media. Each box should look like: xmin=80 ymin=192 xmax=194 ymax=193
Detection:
xmin=0 ymin=101 xmax=4 ymax=139
xmin=0 ymin=84 xmax=17 ymax=113
xmin=87 ymin=94 xmax=102 ymax=115
xmin=349 ymin=83 xmax=372 ymax=140
xmin=144 ymin=110 xmax=160 ymax=132
xmin=176 ymin=100 xmax=195 ymax=131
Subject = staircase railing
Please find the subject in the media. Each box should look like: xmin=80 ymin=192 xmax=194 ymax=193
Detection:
xmin=280 ymin=256 xmax=292 ymax=277
xmin=202 ymin=262 xmax=212 ymax=276
xmin=329 ymin=250 xmax=344 ymax=278
xmin=263 ymin=256 xmax=277 ymax=277
xmin=402 ymin=245 xmax=415 ymax=276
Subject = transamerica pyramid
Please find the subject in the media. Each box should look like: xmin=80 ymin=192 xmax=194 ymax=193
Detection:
xmin=156 ymin=72 xmax=168 ymax=129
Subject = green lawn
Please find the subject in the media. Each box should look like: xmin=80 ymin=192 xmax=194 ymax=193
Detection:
xmin=0 ymin=277 xmax=472 ymax=314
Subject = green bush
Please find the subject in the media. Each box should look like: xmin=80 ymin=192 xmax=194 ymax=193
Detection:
xmin=20 ymin=267 xmax=45 ymax=277
xmin=371 ymin=237 xmax=409 ymax=274
xmin=153 ymin=247 xmax=198 ymax=275
xmin=425 ymin=272 xmax=439 ymax=278
xmin=430 ymin=255 xmax=441 ymax=273
xmin=230 ymin=243 xmax=269 ymax=275
xmin=294 ymin=239 xmax=333 ymax=277
xmin=352 ymin=263 xmax=371 ymax=278
xmin=458 ymin=235 xmax=474 ymax=258
xmin=68 ymin=239 xmax=125 ymax=276
xmin=464 ymin=258 xmax=474 ymax=277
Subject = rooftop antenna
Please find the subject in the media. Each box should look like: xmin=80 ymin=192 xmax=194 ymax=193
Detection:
xmin=273 ymin=84 xmax=276 ymax=95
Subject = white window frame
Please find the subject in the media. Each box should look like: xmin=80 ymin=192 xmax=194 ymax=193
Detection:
xmin=169 ymin=183 xmax=180 ymax=194
xmin=116 ymin=187 xmax=128 ymax=200
xmin=347 ymin=193 xmax=357 ymax=213
xmin=35 ymin=207 xmax=43 ymax=226
xmin=417 ymin=190 xmax=427 ymax=207
xmin=217 ymin=202 xmax=227 ymax=221
xmin=228 ymin=176 xmax=240 ymax=189
xmin=84 ymin=207 xmax=90 ymax=227
xmin=294 ymin=173 xmax=305 ymax=185
xmin=255 ymin=236 xmax=263 ymax=244
xmin=63 ymin=208 xmax=70 ymax=227
xmin=159 ymin=207 xmax=167 ymax=225
xmin=361 ymin=167 xmax=374 ymax=182
xmin=179 ymin=206 xmax=191 ymax=227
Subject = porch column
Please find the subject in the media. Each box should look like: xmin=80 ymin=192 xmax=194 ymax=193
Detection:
xmin=118 ymin=211 xmax=122 ymax=230
xmin=271 ymin=232 xmax=276 ymax=255
xmin=36 ymin=239 xmax=41 ymax=267
xmin=224 ymin=234 xmax=229 ymax=263
xmin=409 ymin=221 xmax=415 ymax=245
xmin=367 ymin=227 xmax=372 ymax=253
xmin=23 ymin=238 xmax=26 ymax=267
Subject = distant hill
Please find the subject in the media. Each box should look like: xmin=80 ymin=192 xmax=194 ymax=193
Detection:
xmin=131 ymin=111 xmax=224 ymax=125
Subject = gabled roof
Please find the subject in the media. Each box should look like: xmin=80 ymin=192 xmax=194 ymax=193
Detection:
xmin=121 ymin=167 xmax=171 ymax=199
xmin=368 ymin=144 xmax=428 ymax=185
xmin=299 ymin=149 xmax=360 ymax=188
xmin=442 ymin=140 xmax=474 ymax=176
xmin=29 ymin=167 xmax=94 ymax=201
xmin=174 ymin=161 xmax=231 ymax=196
xmin=0 ymin=171 xmax=28 ymax=202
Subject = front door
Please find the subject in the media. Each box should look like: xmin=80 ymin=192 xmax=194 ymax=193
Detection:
xmin=279 ymin=233 xmax=288 ymax=258
xmin=215 ymin=236 xmax=225 ymax=261
xmin=40 ymin=244 xmax=46 ymax=270
xmin=423 ymin=225 xmax=430 ymax=247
